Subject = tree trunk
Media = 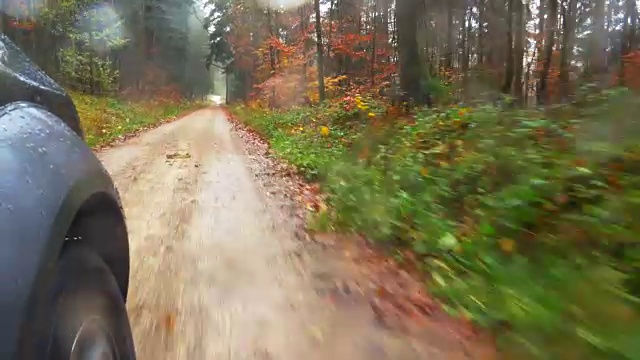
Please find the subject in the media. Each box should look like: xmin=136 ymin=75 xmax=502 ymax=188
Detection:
xmin=462 ymin=3 xmax=471 ymax=99
xmin=513 ymin=0 xmax=525 ymax=103
xmin=397 ymin=0 xmax=425 ymax=105
xmin=478 ymin=0 xmax=485 ymax=65
xmin=445 ymin=1 xmax=454 ymax=69
xmin=327 ymin=0 xmax=335 ymax=75
xmin=314 ymin=0 xmax=326 ymax=102
xmin=591 ymin=0 xmax=607 ymax=84
xmin=559 ymin=0 xmax=576 ymax=102
xmin=300 ymin=5 xmax=308 ymax=95
xmin=537 ymin=0 xmax=557 ymax=105
xmin=536 ymin=0 xmax=546 ymax=78
xmin=370 ymin=1 xmax=377 ymax=86
xmin=502 ymin=0 xmax=514 ymax=94
xmin=267 ymin=5 xmax=276 ymax=107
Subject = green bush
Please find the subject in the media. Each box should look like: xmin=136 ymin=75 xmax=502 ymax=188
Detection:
xmin=232 ymin=88 xmax=640 ymax=359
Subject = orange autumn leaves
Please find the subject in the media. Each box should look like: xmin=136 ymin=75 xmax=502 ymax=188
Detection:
xmin=290 ymin=95 xmax=381 ymax=140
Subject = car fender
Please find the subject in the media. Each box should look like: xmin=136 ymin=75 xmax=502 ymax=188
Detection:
xmin=0 ymin=102 xmax=125 ymax=358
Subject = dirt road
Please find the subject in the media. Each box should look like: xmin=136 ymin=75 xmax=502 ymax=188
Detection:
xmin=98 ymin=108 xmax=489 ymax=360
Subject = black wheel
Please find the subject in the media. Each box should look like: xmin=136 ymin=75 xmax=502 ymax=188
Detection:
xmin=46 ymin=243 xmax=136 ymax=360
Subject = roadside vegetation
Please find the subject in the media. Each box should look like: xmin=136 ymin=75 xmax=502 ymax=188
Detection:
xmin=232 ymin=88 xmax=640 ymax=359
xmin=71 ymin=92 xmax=208 ymax=148
xmin=211 ymin=0 xmax=640 ymax=356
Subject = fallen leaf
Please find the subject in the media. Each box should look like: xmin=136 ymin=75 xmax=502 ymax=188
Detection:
xmin=164 ymin=312 xmax=176 ymax=333
xmin=499 ymin=238 xmax=515 ymax=253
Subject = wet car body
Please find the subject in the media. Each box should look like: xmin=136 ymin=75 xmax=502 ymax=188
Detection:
xmin=0 ymin=34 xmax=133 ymax=359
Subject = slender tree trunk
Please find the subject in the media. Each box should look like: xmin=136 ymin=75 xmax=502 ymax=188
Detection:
xmin=525 ymin=47 xmax=536 ymax=106
xmin=326 ymin=0 xmax=335 ymax=75
xmin=370 ymin=1 xmax=377 ymax=86
xmin=591 ymin=0 xmax=606 ymax=84
xmin=89 ymin=26 xmax=96 ymax=94
xmin=301 ymin=5 xmax=308 ymax=90
xmin=314 ymin=0 xmax=326 ymax=102
xmin=502 ymin=0 xmax=514 ymax=94
xmin=559 ymin=0 xmax=576 ymax=101
xmin=513 ymin=0 xmax=525 ymax=103
xmin=462 ymin=3 xmax=471 ymax=99
xmin=630 ymin=0 xmax=638 ymax=51
xmin=383 ymin=0 xmax=390 ymax=65
xmin=445 ymin=1 xmax=454 ymax=69
xmin=478 ymin=0 xmax=485 ymax=65
xmin=537 ymin=0 xmax=557 ymax=105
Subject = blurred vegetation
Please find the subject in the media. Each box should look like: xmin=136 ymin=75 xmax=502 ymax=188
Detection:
xmin=71 ymin=92 xmax=207 ymax=148
xmin=232 ymin=87 xmax=640 ymax=359
xmin=3 ymin=0 xmax=213 ymax=98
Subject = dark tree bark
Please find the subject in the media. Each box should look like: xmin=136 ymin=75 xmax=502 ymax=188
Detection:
xmin=559 ymin=0 xmax=576 ymax=101
xmin=478 ymin=0 xmax=485 ymax=65
xmin=462 ymin=3 xmax=471 ymax=98
xmin=537 ymin=0 xmax=557 ymax=105
xmin=326 ymin=0 xmax=335 ymax=75
xmin=397 ymin=0 xmax=426 ymax=105
xmin=300 ymin=5 xmax=308 ymax=86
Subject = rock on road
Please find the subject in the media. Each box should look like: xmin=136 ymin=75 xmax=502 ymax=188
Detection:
xmin=98 ymin=108 xmax=486 ymax=360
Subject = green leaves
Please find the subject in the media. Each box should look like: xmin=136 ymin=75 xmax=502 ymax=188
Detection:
xmin=438 ymin=232 xmax=459 ymax=251
xmin=235 ymin=92 xmax=640 ymax=359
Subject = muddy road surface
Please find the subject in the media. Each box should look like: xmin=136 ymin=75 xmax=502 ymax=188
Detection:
xmin=98 ymin=109 xmax=490 ymax=360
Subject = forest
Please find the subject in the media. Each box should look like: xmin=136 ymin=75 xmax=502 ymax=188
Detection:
xmin=3 ymin=0 xmax=640 ymax=357
xmin=214 ymin=0 xmax=640 ymax=358
xmin=1 ymin=0 xmax=215 ymax=146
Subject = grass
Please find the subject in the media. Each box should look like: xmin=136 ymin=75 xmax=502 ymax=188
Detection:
xmin=70 ymin=92 xmax=208 ymax=148
xmin=231 ymin=88 xmax=640 ymax=359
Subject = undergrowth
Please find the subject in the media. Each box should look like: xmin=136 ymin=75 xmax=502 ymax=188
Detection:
xmin=231 ymin=88 xmax=640 ymax=359
xmin=70 ymin=92 xmax=207 ymax=148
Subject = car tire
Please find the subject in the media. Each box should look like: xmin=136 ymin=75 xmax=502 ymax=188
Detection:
xmin=46 ymin=243 xmax=136 ymax=360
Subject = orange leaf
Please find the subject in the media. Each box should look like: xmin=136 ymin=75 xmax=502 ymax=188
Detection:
xmin=499 ymin=238 xmax=515 ymax=253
